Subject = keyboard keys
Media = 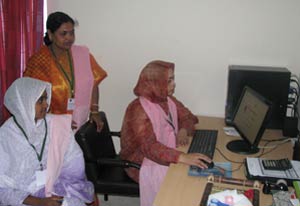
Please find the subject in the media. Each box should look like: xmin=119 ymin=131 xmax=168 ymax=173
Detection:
xmin=188 ymin=129 xmax=218 ymax=159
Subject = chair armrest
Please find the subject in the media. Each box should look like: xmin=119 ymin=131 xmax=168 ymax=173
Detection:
xmin=86 ymin=157 xmax=140 ymax=169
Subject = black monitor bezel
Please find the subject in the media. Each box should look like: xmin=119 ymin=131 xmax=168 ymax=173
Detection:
xmin=230 ymin=86 xmax=272 ymax=153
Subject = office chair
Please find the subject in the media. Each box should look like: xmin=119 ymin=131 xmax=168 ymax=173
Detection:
xmin=75 ymin=111 xmax=140 ymax=201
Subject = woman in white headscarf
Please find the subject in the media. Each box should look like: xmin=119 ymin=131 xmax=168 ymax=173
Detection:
xmin=0 ymin=77 xmax=94 ymax=206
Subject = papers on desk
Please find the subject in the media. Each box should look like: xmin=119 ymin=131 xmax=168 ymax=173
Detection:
xmin=223 ymin=127 xmax=240 ymax=137
xmin=245 ymin=157 xmax=300 ymax=181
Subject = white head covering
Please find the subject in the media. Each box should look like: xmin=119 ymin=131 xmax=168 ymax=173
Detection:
xmin=4 ymin=77 xmax=52 ymax=136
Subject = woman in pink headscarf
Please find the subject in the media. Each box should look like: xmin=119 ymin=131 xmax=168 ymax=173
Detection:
xmin=120 ymin=60 xmax=212 ymax=206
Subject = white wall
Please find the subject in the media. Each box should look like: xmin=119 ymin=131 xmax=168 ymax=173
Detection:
xmin=48 ymin=1 xmax=300 ymax=133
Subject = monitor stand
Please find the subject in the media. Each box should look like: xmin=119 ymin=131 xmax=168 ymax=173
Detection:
xmin=226 ymin=140 xmax=259 ymax=155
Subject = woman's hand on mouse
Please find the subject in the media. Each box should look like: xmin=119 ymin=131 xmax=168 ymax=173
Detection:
xmin=178 ymin=153 xmax=212 ymax=169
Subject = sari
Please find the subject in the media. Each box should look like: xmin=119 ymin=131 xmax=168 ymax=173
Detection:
xmin=24 ymin=45 xmax=107 ymax=128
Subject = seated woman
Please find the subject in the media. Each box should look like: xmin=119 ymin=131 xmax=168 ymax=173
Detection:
xmin=120 ymin=60 xmax=212 ymax=206
xmin=0 ymin=77 xmax=94 ymax=206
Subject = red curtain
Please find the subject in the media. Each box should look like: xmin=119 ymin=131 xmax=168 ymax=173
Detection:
xmin=0 ymin=0 xmax=44 ymax=125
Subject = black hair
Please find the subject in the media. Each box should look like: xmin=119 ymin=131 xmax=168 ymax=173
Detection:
xmin=44 ymin=11 xmax=75 ymax=46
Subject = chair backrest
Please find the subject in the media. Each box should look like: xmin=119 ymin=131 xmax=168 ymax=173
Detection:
xmin=75 ymin=111 xmax=116 ymax=161
xmin=75 ymin=111 xmax=140 ymax=199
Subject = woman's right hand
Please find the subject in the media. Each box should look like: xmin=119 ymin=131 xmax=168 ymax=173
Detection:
xmin=178 ymin=153 xmax=212 ymax=169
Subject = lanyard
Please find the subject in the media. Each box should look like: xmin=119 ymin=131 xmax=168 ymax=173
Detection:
xmin=166 ymin=112 xmax=176 ymax=131
xmin=50 ymin=46 xmax=75 ymax=97
xmin=13 ymin=116 xmax=47 ymax=170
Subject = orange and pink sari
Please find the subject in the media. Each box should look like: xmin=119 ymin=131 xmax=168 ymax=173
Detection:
xmin=24 ymin=45 xmax=107 ymax=128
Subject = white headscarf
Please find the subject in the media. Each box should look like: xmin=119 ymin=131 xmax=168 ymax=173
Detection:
xmin=4 ymin=77 xmax=52 ymax=137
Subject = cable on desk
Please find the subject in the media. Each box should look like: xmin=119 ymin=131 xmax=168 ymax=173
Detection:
xmin=215 ymin=137 xmax=291 ymax=173
xmin=258 ymin=138 xmax=291 ymax=149
xmin=226 ymin=162 xmax=244 ymax=173
xmin=215 ymin=147 xmax=244 ymax=173
xmin=215 ymin=147 xmax=243 ymax=163
xmin=257 ymin=139 xmax=291 ymax=158
xmin=261 ymin=137 xmax=287 ymax=142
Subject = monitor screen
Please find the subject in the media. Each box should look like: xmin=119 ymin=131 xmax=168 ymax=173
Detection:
xmin=226 ymin=86 xmax=272 ymax=154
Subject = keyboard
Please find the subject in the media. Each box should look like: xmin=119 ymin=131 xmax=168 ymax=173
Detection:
xmin=188 ymin=129 xmax=218 ymax=158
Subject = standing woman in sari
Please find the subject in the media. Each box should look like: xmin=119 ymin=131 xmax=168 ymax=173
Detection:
xmin=24 ymin=11 xmax=107 ymax=132
xmin=120 ymin=60 xmax=212 ymax=206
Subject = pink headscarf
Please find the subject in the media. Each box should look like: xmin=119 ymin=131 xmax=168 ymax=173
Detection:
xmin=134 ymin=60 xmax=175 ymax=103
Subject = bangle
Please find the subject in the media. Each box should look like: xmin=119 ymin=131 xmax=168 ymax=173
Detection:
xmin=90 ymin=104 xmax=99 ymax=111
xmin=90 ymin=111 xmax=100 ymax=114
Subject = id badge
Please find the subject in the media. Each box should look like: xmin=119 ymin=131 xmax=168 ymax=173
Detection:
xmin=35 ymin=170 xmax=46 ymax=187
xmin=67 ymin=98 xmax=75 ymax=111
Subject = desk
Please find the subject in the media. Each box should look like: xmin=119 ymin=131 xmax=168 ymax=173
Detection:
xmin=154 ymin=116 xmax=293 ymax=206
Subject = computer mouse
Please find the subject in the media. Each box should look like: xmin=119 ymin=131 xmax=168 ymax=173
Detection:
xmin=204 ymin=160 xmax=214 ymax=169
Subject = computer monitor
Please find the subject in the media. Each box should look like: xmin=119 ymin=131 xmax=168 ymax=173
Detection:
xmin=225 ymin=65 xmax=290 ymax=129
xmin=226 ymin=86 xmax=272 ymax=154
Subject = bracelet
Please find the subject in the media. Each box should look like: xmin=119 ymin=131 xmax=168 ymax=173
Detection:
xmin=91 ymin=103 xmax=99 ymax=106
